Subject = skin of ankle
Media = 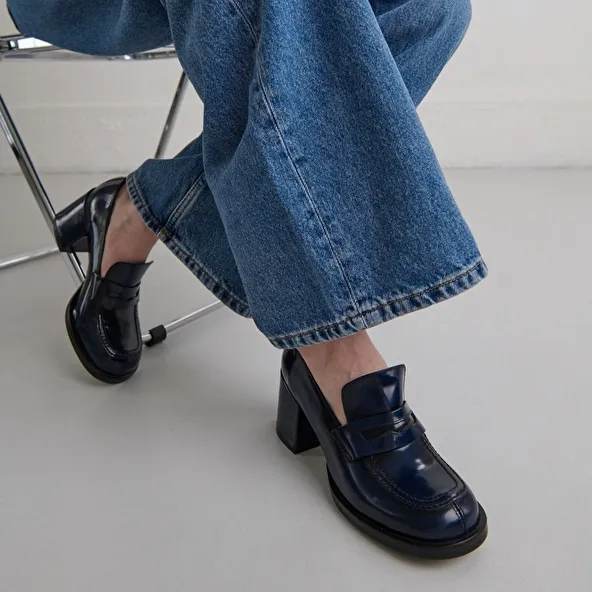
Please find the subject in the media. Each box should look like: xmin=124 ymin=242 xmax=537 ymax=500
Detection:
xmin=298 ymin=332 xmax=387 ymax=424
xmin=101 ymin=184 xmax=158 ymax=276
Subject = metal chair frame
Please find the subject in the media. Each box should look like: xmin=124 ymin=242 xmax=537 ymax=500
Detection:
xmin=0 ymin=34 xmax=222 ymax=345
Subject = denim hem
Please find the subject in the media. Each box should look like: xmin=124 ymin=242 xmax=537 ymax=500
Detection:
xmin=126 ymin=173 xmax=252 ymax=319
xmin=267 ymin=259 xmax=488 ymax=349
xmin=127 ymin=171 xmax=487 ymax=350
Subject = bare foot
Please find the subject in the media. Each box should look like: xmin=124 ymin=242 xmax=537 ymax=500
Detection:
xmin=101 ymin=182 xmax=158 ymax=277
xmin=298 ymin=331 xmax=387 ymax=424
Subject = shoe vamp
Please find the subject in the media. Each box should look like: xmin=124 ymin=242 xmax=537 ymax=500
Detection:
xmin=101 ymin=308 xmax=139 ymax=353
xmin=366 ymin=437 xmax=464 ymax=507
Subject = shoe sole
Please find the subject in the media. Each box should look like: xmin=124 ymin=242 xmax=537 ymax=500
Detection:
xmin=328 ymin=470 xmax=488 ymax=559
xmin=65 ymin=291 xmax=136 ymax=385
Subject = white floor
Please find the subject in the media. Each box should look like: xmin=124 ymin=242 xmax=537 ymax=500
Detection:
xmin=1 ymin=170 xmax=591 ymax=591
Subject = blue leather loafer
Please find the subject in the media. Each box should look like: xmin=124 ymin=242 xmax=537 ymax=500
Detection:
xmin=54 ymin=178 xmax=151 ymax=383
xmin=277 ymin=349 xmax=488 ymax=559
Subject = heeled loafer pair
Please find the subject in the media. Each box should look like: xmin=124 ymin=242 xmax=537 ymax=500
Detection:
xmin=277 ymin=350 xmax=488 ymax=559
xmin=54 ymin=178 xmax=150 ymax=383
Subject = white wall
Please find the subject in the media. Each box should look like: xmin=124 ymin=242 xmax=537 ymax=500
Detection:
xmin=1 ymin=0 xmax=591 ymax=173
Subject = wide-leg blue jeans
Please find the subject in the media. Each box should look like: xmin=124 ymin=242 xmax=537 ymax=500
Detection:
xmin=9 ymin=0 xmax=487 ymax=348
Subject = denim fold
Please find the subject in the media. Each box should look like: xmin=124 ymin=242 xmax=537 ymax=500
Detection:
xmin=10 ymin=0 xmax=487 ymax=349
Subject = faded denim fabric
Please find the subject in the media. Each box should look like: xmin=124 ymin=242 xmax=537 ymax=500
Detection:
xmin=10 ymin=0 xmax=487 ymax=349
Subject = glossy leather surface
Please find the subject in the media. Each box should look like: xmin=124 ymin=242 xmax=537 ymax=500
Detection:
xmin=281 ymin=350 xmax=483 ymax=542
xmin=65 ymin=178 xmax=151 ymax=381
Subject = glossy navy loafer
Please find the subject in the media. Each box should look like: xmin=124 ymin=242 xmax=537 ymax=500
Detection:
xmin=54 ymin=178 xmax=151 ymax=383
xmin=277 ymin=349 xmax=488 ymax=559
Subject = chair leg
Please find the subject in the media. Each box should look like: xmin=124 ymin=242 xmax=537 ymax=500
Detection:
xmin=154 ymin=71 xmax=188 ymax=160
xmin=0 ymin=246 xmax=60 ymax=271
xmin=142 ymin=301 xmax=225 ymax=346
xmin=0 ymin=93 xmax=85 ymax=284
xmin=1 ymin=84 xmax=222 ymax=347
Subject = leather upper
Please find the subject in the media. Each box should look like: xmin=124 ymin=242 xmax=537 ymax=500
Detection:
xmin=281 ymin=349 xmax=482 ymax=542
xmin=70 ymin=179 xmax=150 ymax=378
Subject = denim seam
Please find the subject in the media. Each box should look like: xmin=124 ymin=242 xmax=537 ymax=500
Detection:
xmin=268 ymin=259 xmax=486 ymax=347
xmin=127 ymin=173 xmax=247 ymax=308
xmin=162 ymin=171 xmax=207 ymax=232
xmin=227 ymin=0 xmax=257 ymax=41
xmin=254 ymin=63 xmax=366 ymax=324
xmin=271 ymin=259 xmax=484 ymax=341
xmin=159 ymin=235 xmax=251 ymax=311
xmin=126 ymin=173 xmax=251 ymax=315
xmin=362 ymin=259 xmax=484 ymax=319
xmin=158 ymin=232 xmax=252 ymax=316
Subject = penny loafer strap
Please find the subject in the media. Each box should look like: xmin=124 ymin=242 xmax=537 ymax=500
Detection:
xmin=331 ymin=402 xmax=426 ymax=461
xmin=101 ymin=280 xmax=141 ymax=310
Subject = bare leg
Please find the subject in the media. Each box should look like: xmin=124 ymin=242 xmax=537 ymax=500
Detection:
xmin=298 ymin=332 xmax=386 ymax=424
xmin=101 ymin=184 xmax=158 ymax=277
xmin=102 ymin=182 xmax=385 ymax=423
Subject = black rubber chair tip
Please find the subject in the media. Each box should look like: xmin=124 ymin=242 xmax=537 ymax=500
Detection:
xmin=145 ymin=324 xmax=167 ymax=347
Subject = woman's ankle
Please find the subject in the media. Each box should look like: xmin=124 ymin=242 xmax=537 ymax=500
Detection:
xmin=101 ymin=182 xmax=158 ymax=276
xmin=297 ymin=331 xmax=387 ymax=424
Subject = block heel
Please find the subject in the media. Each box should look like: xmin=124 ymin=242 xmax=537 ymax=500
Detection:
xmin=54 ymin=193 xmax=90 ymax=252
xmin=276 ymin=376 xmax=320 ymax=454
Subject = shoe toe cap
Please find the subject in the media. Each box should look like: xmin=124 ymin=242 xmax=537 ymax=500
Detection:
xmin=353 ymin=439 xmax=483 ymax=542
xmin=373 ymin=484 xmax=481 ymax=542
